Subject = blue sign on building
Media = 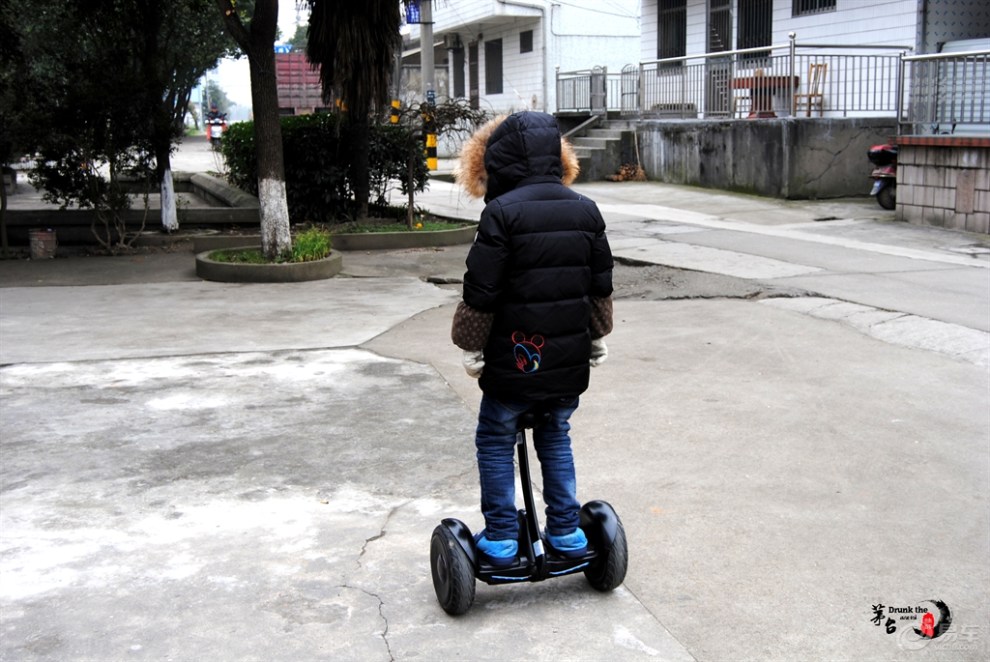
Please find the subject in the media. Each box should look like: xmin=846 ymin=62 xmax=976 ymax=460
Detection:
xmin=274 ymin=44 xmax=293 ymax=54
xmin=405 ymin=1 xmax=421 ymax=24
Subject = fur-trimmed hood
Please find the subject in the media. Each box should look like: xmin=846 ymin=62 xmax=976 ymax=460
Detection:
xmin=454 ymin=112 xmax=579 ymax=202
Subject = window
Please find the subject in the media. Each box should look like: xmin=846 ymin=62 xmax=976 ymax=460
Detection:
xmin=708 ymin=0 xmax=730 ymax=53
xmin=658 ymin=0 xmax=686 ymax=63
xmin=453 ymin=46 xmax=465 ymax=98
xmin=485 ymin=39 xmax=503 ymax=94
xmin=739 ymin=0 xmax=772 ymax=60
xmin=469 ymin=42 xmax=479 ymax=108
xmin=520 ymin=30 xmax=533 ymax=54
xmin=793 ymin=0 xmax=836 ymax=16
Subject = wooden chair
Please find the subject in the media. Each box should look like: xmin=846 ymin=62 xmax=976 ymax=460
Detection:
xmin=794 ymin=63 xmax=827 ymax=117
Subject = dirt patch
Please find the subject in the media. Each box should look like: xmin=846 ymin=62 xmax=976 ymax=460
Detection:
xmin=612 ymin=262 xmax=807 ymax=301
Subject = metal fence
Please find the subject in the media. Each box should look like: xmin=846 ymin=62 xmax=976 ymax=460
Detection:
xmin=557 ymin=34 xmax=910 ymax=120
xmin=556 ymin=37 xmax=990 ymax=136
xmin=899 ymin=50 xmax=990 ymax=135
xmin=556 ymin=66 xmax=622 ymax=115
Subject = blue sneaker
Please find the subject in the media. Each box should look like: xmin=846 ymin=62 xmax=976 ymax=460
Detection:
xmin=474 ymin=532 xmax=518 ymax=568
xmin=546 ymin=528 xmax=588 ymax=558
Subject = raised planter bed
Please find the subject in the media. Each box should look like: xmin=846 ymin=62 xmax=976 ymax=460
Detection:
xmin=4 ymin=172 xmax=261 ymax=245
xmin=192 ymin=222 xmax=476 ymax=253
xmin=329 ymin=224 xmax=476 ymax=251
xmin=195 ymin=248 xmax=343 ymax=283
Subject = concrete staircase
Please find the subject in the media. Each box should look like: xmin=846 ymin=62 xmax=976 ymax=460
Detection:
xmin=568 ymin=121 xmax=634 ymax=182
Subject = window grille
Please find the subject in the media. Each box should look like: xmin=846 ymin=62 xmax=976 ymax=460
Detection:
xmin=658 ymin=0 xmax=686 ymax=66
xmin=485 ymin=39 xmax=503 ymax=94
xmin=453 ymin=47 xmax=465 ymax=98
xmin=739 ymin=0 xmax=772 ymax=61
xmin=793 ymin=0 xmax=836 ymax=17
xmin=708 ymin=0 xmax=731 ymax=53
xmin=520 ymin=30 xmax=533 ymax=54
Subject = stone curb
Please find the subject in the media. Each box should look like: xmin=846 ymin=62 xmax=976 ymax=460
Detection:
xmin=329 ymin=224 xmax=476 ymax=251
xmin=194 ymin=248 xmax=343 ymax=283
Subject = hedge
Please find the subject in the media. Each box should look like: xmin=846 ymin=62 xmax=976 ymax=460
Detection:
xmin=220 ymin=113 xmax=429 ymax=222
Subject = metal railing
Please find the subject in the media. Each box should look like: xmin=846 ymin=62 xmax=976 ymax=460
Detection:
xmin=899 ymin=50 xmax=990 ymax=135
xmin=556 ymin=33 xmax=911 ymax=120
xmin=556 ymin=66 xmax=622 ymax=115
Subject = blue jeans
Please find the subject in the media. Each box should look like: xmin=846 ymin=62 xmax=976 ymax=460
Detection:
xmin=474 ymin=394 xmax=581 ymax=541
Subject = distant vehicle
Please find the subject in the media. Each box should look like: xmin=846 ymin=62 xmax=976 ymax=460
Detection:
xmin=205 ymin=106 xmax=228 ymax=147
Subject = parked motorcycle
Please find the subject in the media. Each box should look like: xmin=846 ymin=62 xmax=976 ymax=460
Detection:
xmin=868 ymin=143 xmax=897 ymax=210
xmin=205 ymin=108 xmax=228 ymax=148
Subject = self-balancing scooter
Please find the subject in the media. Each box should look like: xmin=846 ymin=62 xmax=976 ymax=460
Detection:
xmin=430 ymin=407 xmax=628 ymax=615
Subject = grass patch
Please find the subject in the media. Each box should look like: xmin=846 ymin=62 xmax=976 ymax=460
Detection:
xmin=209 ymin=227 xmax=332 ymax=264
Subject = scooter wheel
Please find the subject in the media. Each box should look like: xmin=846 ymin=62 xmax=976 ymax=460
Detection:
xmin=584 ymin=518 xmax=628 ymax=592
xmin=877 ymin=182 xmax=896 ymax=210
xmin=430 ymin=525 xmax=475 ymax=615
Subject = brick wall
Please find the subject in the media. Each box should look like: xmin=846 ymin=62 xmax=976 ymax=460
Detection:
xmin=896 ymin=136 xmax=990 ymax=235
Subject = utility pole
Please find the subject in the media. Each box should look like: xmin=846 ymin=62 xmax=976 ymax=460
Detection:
xmin=420 ymin=1 xmax=437 ymax=170
xmin=421 ymin=0 xmax=434 ymax=99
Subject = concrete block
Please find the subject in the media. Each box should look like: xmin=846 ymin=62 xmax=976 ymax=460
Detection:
xmin=975 ymin=189 xmax=990 ymax=214
xmin=945 ymin=211 xmax=966 ymax=230
xmin=923 ymin=207 xmax=944 ymax=227
xmin=955 ymin=170 xmax=976 ymax=214
xmin=900 ymin=184 xmax=915 ymax=206
xmin=897 ymin=163 xmax=921 ymax=188
xmin=936 ymin=148 xmax=952 ymax=167
xmin=975 ymin=167 xmax=990 ymax=192
xmin=968 ymin=212 xmax=989 ymax=234
xmin=899 ymin=204 xmax=922 ymax=223
xmin=959 ymin=148 xmax=981 ymax=168
xmin=935 ymin=186 xmax=955 ymax=210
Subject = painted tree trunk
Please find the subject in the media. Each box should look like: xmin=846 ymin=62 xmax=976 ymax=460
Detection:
xmin=249 ymin=45 xmax=291 ymax=259
xmin=160 ymin=165 xmax=179 ymax=233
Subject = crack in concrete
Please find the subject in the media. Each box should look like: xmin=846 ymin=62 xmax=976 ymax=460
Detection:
xmin=342 ymin=584 xmax=394 ymax=661
xmin=357 ymin=501 xmax=410 ymax=568
xmin=802 ymin=131 xmax=860 ymax=187
xmin=346 ymin=502 xmax=410 ymax=662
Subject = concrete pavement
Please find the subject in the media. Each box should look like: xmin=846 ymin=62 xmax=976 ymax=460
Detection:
xmin=1 ymin=149 xmax=988 ymax=661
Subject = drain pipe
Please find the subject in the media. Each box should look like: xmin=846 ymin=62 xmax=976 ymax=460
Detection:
xmin=497 ymin=0 xmax=550 ymax=111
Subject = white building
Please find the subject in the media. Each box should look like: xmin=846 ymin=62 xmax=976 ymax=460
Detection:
xmin=602 ymin=0 xmax=990 ymax=122
xmin=400 ymin=0 xmax=640 ymax=114
xmin=640 ymin=0 xmax=989 ymax=64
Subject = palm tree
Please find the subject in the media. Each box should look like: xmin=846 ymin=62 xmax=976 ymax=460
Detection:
xmin=305 ymin=0 xmax=402 ymax=219
xmin=214 ymin=0 xmax=292 ymax=260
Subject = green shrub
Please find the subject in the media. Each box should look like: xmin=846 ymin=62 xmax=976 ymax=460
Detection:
xmin=292 ymin=226 xmax=332 ymax=262
xmin=220 ymin=113 xmax=429 ymax=223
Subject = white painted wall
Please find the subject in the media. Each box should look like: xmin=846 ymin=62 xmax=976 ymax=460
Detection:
xmin=776 ymin=0 xmax=917 ymax=48
xmin=482 ymin=20 xmax=546 ymax=113
xmin=640 ymin=0 xmax=919 ymax=63
xmin=406 ymin=0 xmax=639 ymax=114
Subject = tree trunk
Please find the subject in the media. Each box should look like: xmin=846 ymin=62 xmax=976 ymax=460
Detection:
xmin=157 ymin=145 xmax=179 ymax=233
xmin=249 ymin=46 xmax=292 ymax=259
xmin=215 ymin=0 xmax=291 ymax=261
xmin=350 ymin=115 xmax=370 ymax=219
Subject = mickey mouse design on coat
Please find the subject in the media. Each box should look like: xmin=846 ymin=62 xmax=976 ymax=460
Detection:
xmin=511 ymin=332 xmax=544 ymax=373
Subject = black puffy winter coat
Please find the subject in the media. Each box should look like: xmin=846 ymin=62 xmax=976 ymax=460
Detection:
xmin=460 ymin=112 xmax=613 ymax=402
